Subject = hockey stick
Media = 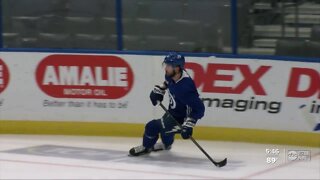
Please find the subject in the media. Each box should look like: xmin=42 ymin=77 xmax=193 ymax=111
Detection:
xmin=159 ymin=102 xmax=227 ymax=168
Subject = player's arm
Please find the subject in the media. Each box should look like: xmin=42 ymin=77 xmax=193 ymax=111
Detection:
xmin=183 ymin=90 xmax=205 ymax=120
xmin=180 ymin=86 xmax=205 ymax=139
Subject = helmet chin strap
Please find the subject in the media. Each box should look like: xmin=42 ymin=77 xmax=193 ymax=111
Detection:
xmin=183 ymin=68 xmax=191 ymax=78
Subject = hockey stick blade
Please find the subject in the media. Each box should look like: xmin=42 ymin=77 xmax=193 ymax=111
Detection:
xmin=215 ymin=158 xmax=227 ymax=167
xmin=159 ymin=102 xmax=227 ymax=168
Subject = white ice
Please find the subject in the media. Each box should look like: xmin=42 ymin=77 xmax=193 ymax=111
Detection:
xmin=0 ymin=135 xmax=319 ymax=179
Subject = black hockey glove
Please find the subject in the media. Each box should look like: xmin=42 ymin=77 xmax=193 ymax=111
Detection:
xmin=150 ymin=82 xmax=167 ymax=106
xmin=181 ymin=117 xmax=197 ymax=139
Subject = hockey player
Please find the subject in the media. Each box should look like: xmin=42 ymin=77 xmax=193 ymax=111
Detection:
xmin=129 ymin=52 xmax=205 ymax=156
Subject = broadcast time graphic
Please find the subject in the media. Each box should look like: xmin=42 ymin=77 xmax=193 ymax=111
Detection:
xmin=265 ymin=148 xmax=312 ymax=165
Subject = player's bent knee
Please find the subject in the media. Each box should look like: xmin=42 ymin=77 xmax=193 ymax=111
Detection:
xmin=145 ymin=119 xmax=162 ymax=134
xmin=161 ymin=133 xmax=175 ymax=147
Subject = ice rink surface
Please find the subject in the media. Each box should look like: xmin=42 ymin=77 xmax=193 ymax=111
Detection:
xmin=0 ymin=135 xmax=319 ymax=179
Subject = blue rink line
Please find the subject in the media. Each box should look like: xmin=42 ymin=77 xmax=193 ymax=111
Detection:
xmin=0 ymin=47 xmax=319 ymax=63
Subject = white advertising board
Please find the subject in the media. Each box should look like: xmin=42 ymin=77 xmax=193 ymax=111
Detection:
xmin=0 ymin=52 xmax=319 ymax=133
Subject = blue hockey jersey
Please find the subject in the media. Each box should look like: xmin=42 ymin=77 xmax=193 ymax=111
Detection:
xmin=165 ymin=71 xmax=205 ymax=123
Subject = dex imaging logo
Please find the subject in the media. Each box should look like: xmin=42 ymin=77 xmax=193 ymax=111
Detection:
xmin=0 ymin=59 xmax=9 ymax=94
